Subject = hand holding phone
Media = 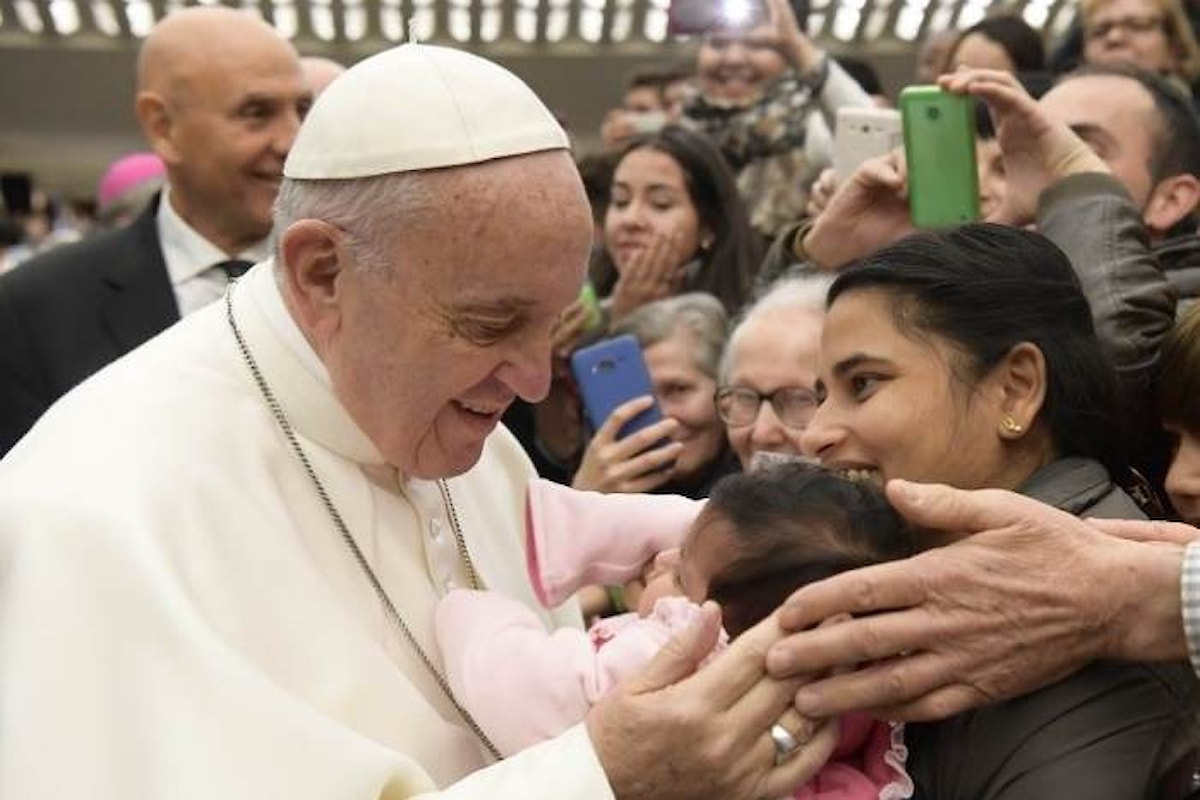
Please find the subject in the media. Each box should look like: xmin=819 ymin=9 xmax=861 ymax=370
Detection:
xmin=801 ymin=151 xmax=916 ymax=269
xmin=668 ymin=0 xmax=766 ymax=35
xmin=571 ymin=334 xmax=663 ymax=438
xmin=571 ymin=395 xmax=683 ymax=493
xmin=834 ymin=107 xmax=902 ymax=183
xmin=570 ymin=335 xmax=681 ymax=492
xmin=935 ymin=68 xmax=1109 ymax=227
xmin=900 ymin=86 xmax=980 ymax=229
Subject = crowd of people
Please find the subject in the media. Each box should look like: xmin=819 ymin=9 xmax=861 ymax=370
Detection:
xmin=4 ymin=0 xmax=1200 ymax=798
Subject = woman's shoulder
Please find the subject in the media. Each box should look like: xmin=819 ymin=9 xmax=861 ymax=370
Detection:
xmin=1019 ymin=456 xmax=1147 ymax=520
xmin=906 ymin=659 xmax=1196 ymax=800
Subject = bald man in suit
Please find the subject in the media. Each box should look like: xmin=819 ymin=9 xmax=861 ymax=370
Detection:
xmin=0 ymin=7 xmax=311 ymax=456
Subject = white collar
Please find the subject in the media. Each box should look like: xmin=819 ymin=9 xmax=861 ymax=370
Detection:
xmin=233 ymin=261 xmax=387 ymax=468
xmin=157 ymin=187 xmax=271 ymax=285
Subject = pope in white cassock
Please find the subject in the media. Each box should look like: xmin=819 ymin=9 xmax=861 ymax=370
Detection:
xmin=0 ymin=42 xmax=835 ymax=800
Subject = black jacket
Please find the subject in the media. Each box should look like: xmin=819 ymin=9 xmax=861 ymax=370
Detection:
xmin=0 ymin=199 xmax=177 ymax=456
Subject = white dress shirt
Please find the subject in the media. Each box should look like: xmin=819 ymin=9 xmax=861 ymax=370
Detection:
xmin=156 ymin=187 xmax=271 ymax=316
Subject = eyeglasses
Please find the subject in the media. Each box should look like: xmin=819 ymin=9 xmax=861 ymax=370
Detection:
xmin=1085 ymin=13 xmax=1165 ymax=40
xmin=714 ymin=386 xmax=819 ymax=429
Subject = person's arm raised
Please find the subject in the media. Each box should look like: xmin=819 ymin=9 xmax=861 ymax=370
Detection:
xmin=936 ymin=68 xmax=1108 ymax=226
xmin=800 ymin=150 xmax=915 ymax=271
xmin=764 ymin=481 xmax=1187 ymax=722
xmin=940 ymin=67 xmax=1178 ymax=385
xmin=572 ymin=396 xmax=683 ymax=494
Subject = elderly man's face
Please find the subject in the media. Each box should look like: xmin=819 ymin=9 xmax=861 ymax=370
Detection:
xmin=167 ymin=42 xmax=310 ymax=253
xmin=326 ymin=152 xmax=592 ymax=479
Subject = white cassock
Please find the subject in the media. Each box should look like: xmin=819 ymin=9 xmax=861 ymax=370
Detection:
xmin=0 ymin=261 xmax=613 ymax=799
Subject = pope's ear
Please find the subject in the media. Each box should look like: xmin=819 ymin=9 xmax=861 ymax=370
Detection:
xmin=278 ymin=219 xmax=349 ymax=338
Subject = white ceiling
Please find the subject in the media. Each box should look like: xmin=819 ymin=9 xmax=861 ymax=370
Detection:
xmin=0 ymin=0 xmax=1078 ymax=51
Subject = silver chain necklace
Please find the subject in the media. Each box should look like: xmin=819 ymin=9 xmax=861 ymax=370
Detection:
xmin=223 ymin=286 xmax=502 ymax=761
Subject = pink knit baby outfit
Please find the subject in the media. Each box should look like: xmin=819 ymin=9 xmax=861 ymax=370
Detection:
xmin=435 ymin=480 xmax=912 ymax=799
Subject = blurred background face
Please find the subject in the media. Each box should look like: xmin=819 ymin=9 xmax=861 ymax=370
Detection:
xmin=1084 ymin=0 xmax=1177 ymax=75
xmin=915 ymin=28 xmax=958 ymax=82
xmin=723 ymin=308 xmax=823 ymax=467
xmin=624 ymin=85 xmax=666 ymax=113
xmin=950 ymin=32 xmax=1018 ymax=71
xmin=643 ymin=326 xmax=725 ymax=480
xmin=697 ymin=24 xmax=789 ymax=105
xmin=1165 ymin=425 xmax=1200 ymax=525
xmin=605 ymin=147 xmax=704 ymax=272
xmin=976 ymin=138 xmax=1007 ymax=219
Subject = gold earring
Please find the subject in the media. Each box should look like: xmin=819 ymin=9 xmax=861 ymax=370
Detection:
xmin=1001 ymin=416 xmax=1024 ymax=435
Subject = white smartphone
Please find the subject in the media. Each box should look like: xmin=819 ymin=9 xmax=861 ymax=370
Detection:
xmin=833 ymin=107 xmax=903 ymax=183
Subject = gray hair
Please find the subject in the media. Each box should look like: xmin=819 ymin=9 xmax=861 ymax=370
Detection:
xmin=272 ymin=172 xmax=434 ymax=276
xmin=720 ymin=274 xmax=832 ymax=382
xmin=612 ymin=292 xmax=729 ymax=380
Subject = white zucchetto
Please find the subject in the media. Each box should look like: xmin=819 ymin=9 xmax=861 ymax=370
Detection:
xmin=284 ymin=43 xmax=569 ymax=180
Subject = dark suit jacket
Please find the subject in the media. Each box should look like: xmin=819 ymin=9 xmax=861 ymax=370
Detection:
xmin=0 ymin=199 xmax=178 ymax=455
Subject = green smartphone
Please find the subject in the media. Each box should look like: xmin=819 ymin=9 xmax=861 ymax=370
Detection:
xmin=899 ymin=86 xmax=980 ymax=229
xmin=578 ymin=280 xmax=603 ymax=333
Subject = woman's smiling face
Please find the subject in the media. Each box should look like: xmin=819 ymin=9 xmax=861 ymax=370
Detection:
xmin=800 ymin=289 xmax=1016 ymax=489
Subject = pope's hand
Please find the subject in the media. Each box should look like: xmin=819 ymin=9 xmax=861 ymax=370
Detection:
xmin=588 ymin=603 xmax=838 ymax=800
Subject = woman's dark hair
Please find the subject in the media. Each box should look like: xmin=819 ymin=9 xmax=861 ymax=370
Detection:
xmin=828 ymin=223 xmax=1126 ymax=478
xmin=589 ymin=124 xmax=762 ymax=316
xmin=1157 ymin=303 xmax=1200 ymax=432
xmin=949 ymin=14 xmax=1046 ymax=73
xmin=704 ymin=462 xmax=912 ymax=638
xmin=576 ymin=151 xmax=618 ymax=227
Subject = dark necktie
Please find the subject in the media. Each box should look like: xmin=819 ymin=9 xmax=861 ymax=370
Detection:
xmin=213 ymin=259 xmax=253 ymax=281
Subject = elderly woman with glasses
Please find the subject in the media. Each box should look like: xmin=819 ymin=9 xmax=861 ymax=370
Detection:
xmin=716 ymin=274 xmax=831 ymax=469
xmin=573 ymin=292 xmax=737 ymax=498
xmin=1080 ymin=0 xmax=1200 ymax=90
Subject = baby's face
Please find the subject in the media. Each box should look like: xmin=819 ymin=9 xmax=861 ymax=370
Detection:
xmin=636 ymin=508 xmax=736 ymax=616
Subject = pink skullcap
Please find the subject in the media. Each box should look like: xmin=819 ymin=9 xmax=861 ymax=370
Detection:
xmin=97 ymin=153 xmax=165 ymax=208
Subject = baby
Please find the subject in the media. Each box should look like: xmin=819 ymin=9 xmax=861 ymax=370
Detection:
xmin=436 ymin=462 xmax=914 ymax=799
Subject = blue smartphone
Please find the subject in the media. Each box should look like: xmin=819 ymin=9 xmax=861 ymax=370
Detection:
xmin=570 ymin=334 xmax=664 ymax=440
